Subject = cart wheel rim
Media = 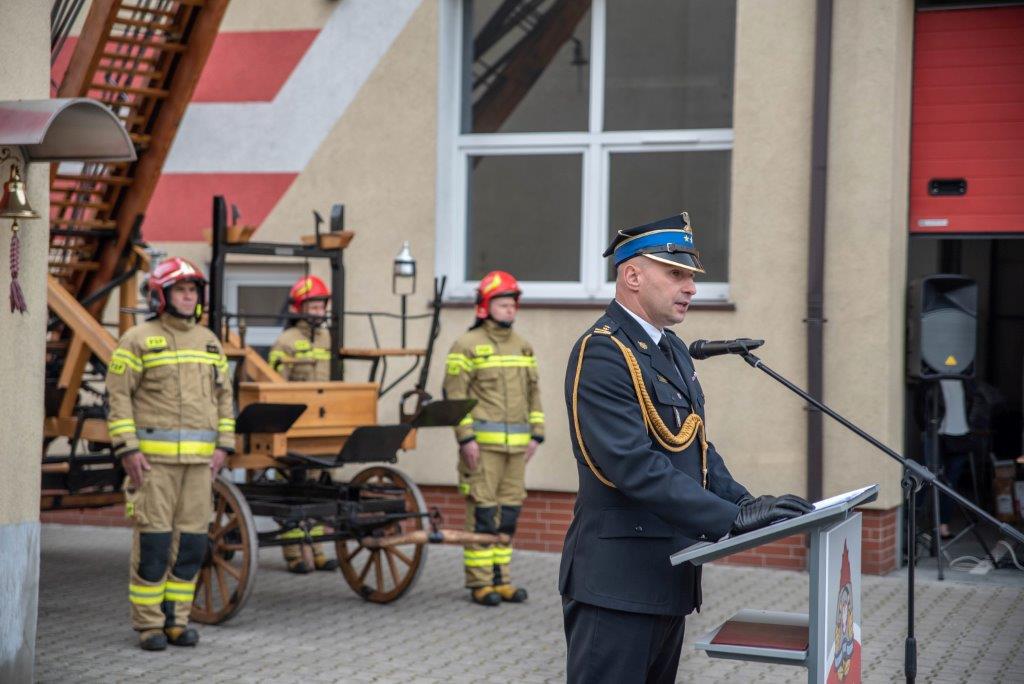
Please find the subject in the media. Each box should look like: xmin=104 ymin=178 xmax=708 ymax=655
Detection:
xmin=337 ymin=465 xmax=428 ymax=603
xmin=191 ymin=473 xmax=258 ymax=624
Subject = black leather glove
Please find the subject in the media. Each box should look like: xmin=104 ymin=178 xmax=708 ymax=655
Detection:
xmin=731 ymin=496 xmax=808 ymax=535
xmin=737 ymin=493 xmax=814 ymax=515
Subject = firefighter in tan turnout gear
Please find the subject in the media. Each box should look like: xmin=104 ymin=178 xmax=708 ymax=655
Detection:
xmin=443 ymin=271 xmax=544 ymax=606
xmin=106 ymin=257 xmax=235 ymax=651
xmin=268 ymin=275 xmax=338 ymax=574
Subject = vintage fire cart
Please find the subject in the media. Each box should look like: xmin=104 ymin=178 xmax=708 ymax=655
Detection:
xmin=42 ymin=196 xmax=501 ymax=624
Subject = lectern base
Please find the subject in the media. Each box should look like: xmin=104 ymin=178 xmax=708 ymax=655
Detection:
xmin=696 ymin=608 xmax=808 ymax=666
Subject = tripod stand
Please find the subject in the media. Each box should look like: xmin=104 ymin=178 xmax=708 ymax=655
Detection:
xmin=732 ymin=350 xmax=1024 ymax=684
xmin=922 ymin=380 xmax=996 ymax=580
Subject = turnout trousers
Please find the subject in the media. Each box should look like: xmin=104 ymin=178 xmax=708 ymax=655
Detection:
xmin=458 ymin=447 xmax=526 ymax=588
xmin=124 ymin=462 xmax=212 ymax=631
xmin=563 ymin=598 xmax=686 ymax=684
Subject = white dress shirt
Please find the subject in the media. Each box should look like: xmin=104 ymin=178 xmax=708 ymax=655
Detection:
xmin=615 ymin=300 xmax=663 ymax=346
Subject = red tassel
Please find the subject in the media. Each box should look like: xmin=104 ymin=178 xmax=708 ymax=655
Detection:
xmin=10 ymin=223 xmax=26 ymax=313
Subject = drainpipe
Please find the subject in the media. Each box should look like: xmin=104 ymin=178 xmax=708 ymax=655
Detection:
xmin=806 ymin=0 xmax=833 ymax=503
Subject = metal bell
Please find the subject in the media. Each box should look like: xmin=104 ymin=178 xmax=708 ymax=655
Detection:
xmin=0 ymin=165 xmax=39 ymax=220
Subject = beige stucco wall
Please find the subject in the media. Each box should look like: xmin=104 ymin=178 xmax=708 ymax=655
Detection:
xmin=151 ymin=0 xmax=912 ymax=509
xmin=0 ymin=0 xmax=48 ymax=527
xmin=822 ymin=0 xmax=914 ymax=509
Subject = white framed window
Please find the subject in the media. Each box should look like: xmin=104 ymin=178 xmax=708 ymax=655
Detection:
xmin=222 ymin=265 xmax=306 ymax=347
xmin=436 ymin=0 xmax=735 ymax=303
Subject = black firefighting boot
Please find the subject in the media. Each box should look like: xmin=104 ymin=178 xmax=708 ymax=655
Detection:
xmin=313 ymin=549 xmax=338 ymax=572
xmin=139 ymin=629 xmax=168 ymax=651
xmin=470 ymin=586 xmax=502 ymax=607
xmin=165 ymin=625 xmax=200 ymax=647
xmin=287 ymin=558 xmax=313 ymax=574
xmin=493 ymin=584 xmax=528 ymax=603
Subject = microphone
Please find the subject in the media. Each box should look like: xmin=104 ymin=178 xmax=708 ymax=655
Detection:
xmin=688 ymin=338 xmax=765 ymax=360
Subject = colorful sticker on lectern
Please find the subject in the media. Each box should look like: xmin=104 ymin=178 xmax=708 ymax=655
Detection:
xmin=826 ymin=539 xmax=861 ymax=683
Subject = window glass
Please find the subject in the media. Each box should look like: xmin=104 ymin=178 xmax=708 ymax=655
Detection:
xmin=604 ymin=0 xmax=735 ymax=131
xmin=467 ymin=154 xmax=583 ymax=281
xmin=606 ymin=151 xmax=730 ymax=281
xmin=462 ymin=0 xmax=591 ymax=133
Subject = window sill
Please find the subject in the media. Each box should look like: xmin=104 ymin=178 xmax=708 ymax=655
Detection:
xmin=441 ymin=298 xmax=736 ymax=312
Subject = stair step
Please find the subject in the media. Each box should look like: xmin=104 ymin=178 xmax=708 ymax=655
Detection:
xmin=106 ymin=35 xmax=187 ymax=53
xmin=95 ymin=63 xmax=165 ymax=80
xmin=91 ymin=83 xmax=170 ymax=99
xmin=113 ymin=16 xmax=178 ymax=32
xmin=51 ymin=218 xmax=117 ymax=229
xmin=49 ymin=261 xmax=100 ymax=272
xmin=50 ymin=228 xmax=114 ymax=239
xmin=100 ymin=51 xmax=160 ymax=66
xmin=118 ymin=4 xmax=182 ymax=19
xmin=50 ymin=200 xmax=113 ymax=211
xmin=54 ymin=174 xmax=133 ymax=186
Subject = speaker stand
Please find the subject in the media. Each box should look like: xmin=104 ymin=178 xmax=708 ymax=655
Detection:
xmin=925 ymin=381 xmax=945 ymax=580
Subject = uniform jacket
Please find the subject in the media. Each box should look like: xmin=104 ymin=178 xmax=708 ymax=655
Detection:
xmin=269 ymin=319 xmax=331 ymax=382
xmin=559 ymin=301 xmax=749 ymax=616
xmin=443 ymin=320 xmax=544 ymax=452
xmin=106 ymin=314 xmax=235 ymax=463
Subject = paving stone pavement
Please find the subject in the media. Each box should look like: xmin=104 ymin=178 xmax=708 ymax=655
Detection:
xmin=36 ymin=524 xmax=1024 ymax=683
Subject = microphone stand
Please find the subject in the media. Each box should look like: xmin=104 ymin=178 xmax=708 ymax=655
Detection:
xmin=735 ymin=350 xmax=1024 ymax=684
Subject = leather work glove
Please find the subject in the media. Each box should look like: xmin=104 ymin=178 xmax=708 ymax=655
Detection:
xmin=731 ymin=496 xmax=809 ymax=535
xmin=737 ymin=493 xmax=814 ymax=515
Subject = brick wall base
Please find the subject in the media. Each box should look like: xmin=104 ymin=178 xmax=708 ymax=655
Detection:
xmin=41 ymin=487 xmax=901 ymax=575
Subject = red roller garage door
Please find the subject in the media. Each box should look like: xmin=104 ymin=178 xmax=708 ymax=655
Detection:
xmin=910 ymin=5 xmax=1024 ymax=234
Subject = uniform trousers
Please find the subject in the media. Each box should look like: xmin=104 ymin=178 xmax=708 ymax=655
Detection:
xmin=125 ymin=462 xmax=211 ymax=631
xmin=459 ymin=447 xmax=526 ymax=587
xmin=563 ymin=597 xmax=686 ymax=684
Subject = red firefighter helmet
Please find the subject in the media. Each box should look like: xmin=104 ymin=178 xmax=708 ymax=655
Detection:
xmin=147 ymin=257 xmax=206 ymax=318
xmin=289 ymin=275 xmax=331 ymax=313
xmin=474 ymin=270 xmax=521 ymax=320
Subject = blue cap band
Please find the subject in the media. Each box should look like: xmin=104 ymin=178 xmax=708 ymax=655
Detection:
xmin=612 ymin=229 xmax=695 ymax=265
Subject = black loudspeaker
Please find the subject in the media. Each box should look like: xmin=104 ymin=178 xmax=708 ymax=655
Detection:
xmin=907 ymin=274 xmax=977 ymax=379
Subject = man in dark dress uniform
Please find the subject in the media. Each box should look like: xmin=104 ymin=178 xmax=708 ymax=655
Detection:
xmin=560 ymin=212 xmax=813 ymax=683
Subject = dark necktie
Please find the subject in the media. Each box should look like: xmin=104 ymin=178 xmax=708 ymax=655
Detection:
xmin=657 ymin=336 xmax=683 ymax=382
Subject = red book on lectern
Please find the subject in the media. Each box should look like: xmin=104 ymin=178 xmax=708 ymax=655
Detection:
xmin=711 ymin=620 xmax=809 ymax=652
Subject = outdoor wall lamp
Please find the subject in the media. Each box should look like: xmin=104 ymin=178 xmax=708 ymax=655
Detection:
xmin=393 ymin=241 xmax=417 ymax=347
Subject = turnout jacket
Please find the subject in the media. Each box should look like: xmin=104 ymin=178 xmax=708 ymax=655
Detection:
xmin=443 ymin=320 xmax=544 ymax=452
xmin=106 ymin=314 xmax=235 ymax=463
xmin=269 ymin=319 xmax=331 ymax=382
xmin=559 ymin=301 xmax=749 ymax=616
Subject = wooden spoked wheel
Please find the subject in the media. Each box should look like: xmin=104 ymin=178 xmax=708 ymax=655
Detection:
xmin=191 ymin=474 xmax=258 ymax=624
xmin=337 ymin=465 xmax=427 ymax=603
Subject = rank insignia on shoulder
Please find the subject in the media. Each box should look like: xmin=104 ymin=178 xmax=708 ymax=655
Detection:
xmin=638 ymin=341 xmax=648 ymax=350
xmin=656 ymin=374 xmax=668 ymax=383
xmin=691 ymin=370 xmax=698 ymax=381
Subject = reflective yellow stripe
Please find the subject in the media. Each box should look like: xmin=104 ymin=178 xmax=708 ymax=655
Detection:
xmin=108 ymin=419 xmax=136 ymax=437
xmin=111 ymin=349 xmax=143 ymax=372
xmin=458 ymin=414 xmax=474 ymax=427
xmin=164 ymin=580 xmax=195 ymax=602
xmin=218 ymin=419 xmax=235 ymax=432
xmin=141 ymin=350 xmax=226 ymax=370
xmin=475 ymin=432 xmax=532 ymax=447
xmin=446 ymin=353 xmax=472 ymax=375
xmin=139 ymin=440 xmax=217 ymax=457
xmin=129 ymin=582 xmax=165 ymax=605
xmin=528 ymin=411 xmax=545 ymax=424
xmin=310 ymin=525 xmax=326 ymax=537
xmin=268 ymin=350 xmax=285 ymax=368
xmin=279 ymin=528 xmax=305 ymax=540
xmin=492 ymin=549 xmax=512 ymax=565
xmin=470 ymin=355 xmax=537 ymax=370
xmin=464 ymin=548 xmax=494 ymax=568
